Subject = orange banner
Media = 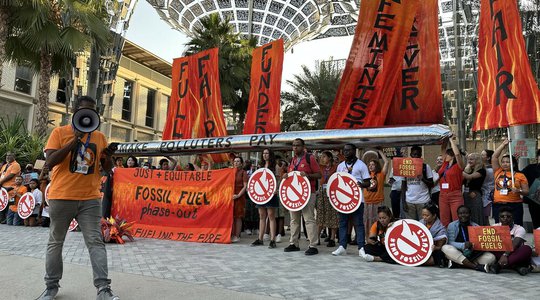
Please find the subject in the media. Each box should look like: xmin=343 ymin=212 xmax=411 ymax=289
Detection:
xmin=534 ymin=229 xmax=540 ymax=255
xmin=474 ymin=0 xmax=540 ymax=131
xmin=385 ymin=0 xmax=442 ymax=125
xmin=190 ymin=48 xmax=229 ymax=163
xmin=325 ymin=0 xmax=419 ymax=129
xmin=111 ymin=168 xmax=234 ymax=244
xmin=392 ymin=158 xmax=423 ymax=178
xmin=243 ymin=39 xmax=284 ymax=134
xmin=163 ymin=56 xmax=193 ymax=139
xmin=468 ymin=226 xmax=513 ymax=252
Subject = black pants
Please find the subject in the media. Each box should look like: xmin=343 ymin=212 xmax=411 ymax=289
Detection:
xmin=524 ymin=197 xmax=540 ymax=229
xmin=390 ymin=190 xmax=401 ymax=218
xmin=364 ymin=243 xmax=396 ymax=264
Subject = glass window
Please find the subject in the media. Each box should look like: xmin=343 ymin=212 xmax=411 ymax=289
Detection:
xmin=146 ymin=89 xmax=156 ymax=127
xmin=56 ymin=78 xmax=67 ymax=103
xmin=14 ymin=66 xmax=33 ymax=94
xmin=122 ymin=81 xmax=133 ymax=121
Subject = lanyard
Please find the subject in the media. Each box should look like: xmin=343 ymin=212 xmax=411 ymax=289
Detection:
xmin=78 ymin=133 xmax=92 ymax=162
xmin=460 ymin=225 xmax=467 ymax=241
xmin=1 ymin=163 xmax=11 ymax=175
xmin=442 ymin=163 xmax=451 ymax=179
xmin=503 ymin=172 xmax=509 ymax=188
xmin=323 ymin=166 xmax=332 ymax=182
xmin=293 ymin=155 xmax=305 ymax=171
xmin=345 ymin=158 xmax=357 ymax=174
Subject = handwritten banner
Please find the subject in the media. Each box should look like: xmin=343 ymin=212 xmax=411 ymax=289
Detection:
xmin=244 ymin=39 xmax=284 ymax=134
xmin=392 ymin=158 xmax=423 ymax=177
xmin=326 ymin=0 xmax=419 ymax=129
xmin=511 ymin=138 xmax=537 ymax=159
xmin=468 ymin=226 xmax=513 ymax=252
xmin=112 ymin=168 xmax=235 ymax=244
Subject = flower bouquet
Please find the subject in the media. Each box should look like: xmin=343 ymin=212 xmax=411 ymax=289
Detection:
xmin=101 ymin=216 xmax=135 ymax=244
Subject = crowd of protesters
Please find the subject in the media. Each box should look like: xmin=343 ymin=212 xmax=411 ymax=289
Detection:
xmin=2 ymin=135 xmax=539 ymax=276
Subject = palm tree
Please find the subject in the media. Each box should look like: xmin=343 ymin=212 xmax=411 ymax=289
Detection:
xmin=282 ymin=61 xmax=343 ymax=130
xmin=3 ymin=0 xmax=110 ymax=137
xmin=185 ymin=13 xmax=256 ymax=131
xmin=0 ymin=1 xmax=18 ymax=86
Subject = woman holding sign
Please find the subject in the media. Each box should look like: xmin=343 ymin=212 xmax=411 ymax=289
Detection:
xmin=251 ymin=149 xmax=279 ymax=249
xmin=232 ymin=156 xmax=248 ymax=243
xmin=438 ymin=137 xmax=465 ymax=226
xmin=316 ymin=151 xmax=339 ymax=247
xmin=492 ymin=139 xmax=529 ymax=225
xmin=362 ymin=150 xmax=389 ymax=242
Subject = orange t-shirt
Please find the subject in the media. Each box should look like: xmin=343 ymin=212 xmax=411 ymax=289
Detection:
xmin=45 ymin=125 xmax=108 ymax=200
xmin=493 ymin=168 xmax=528 ymax=203
xmin=9 ymin=185 xmax=28 ymax=212
xmin=0 ymin=161 xmax=21 ymax=188
xmin=363 ymin=172 xmax=385 ymax=204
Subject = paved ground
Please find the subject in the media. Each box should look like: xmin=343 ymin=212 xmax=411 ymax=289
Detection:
xmin=0 ymin=224 xmax=537 ymax=300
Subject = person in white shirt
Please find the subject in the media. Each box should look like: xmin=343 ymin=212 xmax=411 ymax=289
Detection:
xmin=332 ymin=144 xmax=371 ymax=257
xmin=490 ymin=206 xmax=533 ymax=275
xmin=401 ymin=146 xmax=434 ymax=220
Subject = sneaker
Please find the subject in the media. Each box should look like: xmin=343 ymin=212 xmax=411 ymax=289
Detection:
xmin=251 ymin=239 xmax=263 ymax=246
xmin=268 ymin=240 xmax=276 ymax=249
xmin=516 ymin=266 xmax=531 ymax=276
xmin=97 ymin=286 xmax=120 ymax=300
xmin=447 ymin=260 xmax=456 ymax=269
xmin=263 ymin=233 xmax=270 ymax=241
xmin=231 ymin=236 xmax=240 ymax=243
xmin=37 ymin=286 xmax=59 ymax=300
xmin=489 ymin=263 xmax=501 ymax=274
xmin=475 ymin=264 xmax=490 ymax=273
xmin=305 ymin=247 xmax=319 ymax=256
xmin=332 ymin=245 xmax=347 ymax=256
xmin=327 ymin=240 xmax=336 ymax=247
xmin=275 ymin=234 xmax=282 ymax=243
xmin=359 ymin=248 xmax=374 ymax=262
xmin=284 ymin=244 xmax=300 ymax=252
xmin=245 ymin=229 xmax=252 ymax=235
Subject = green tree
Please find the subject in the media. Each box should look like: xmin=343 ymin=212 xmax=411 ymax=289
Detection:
xmin=3 ymin=0 xmax=110 ymax=137
xmin=0 ymin=115 xmax=46 ymax=166
xmin=185 ymin=13 xmax=256 ymax=132
xmin=281 ymin=61 xmax=343 ymax=131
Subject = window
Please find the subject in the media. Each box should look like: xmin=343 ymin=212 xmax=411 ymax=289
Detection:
xmin=14 ymin=66 xmax=33 ymax=94
xmin=145 ymin=89 xmax=156 ymax=127
xmin=122 ymin=81 xmax=133 ymax=121
xmin=56 ymin=78 xmax=67 ymax=103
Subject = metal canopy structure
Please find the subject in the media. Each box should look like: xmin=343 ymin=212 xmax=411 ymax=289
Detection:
xmin=147 ymin=0 xmax=360 ymax=50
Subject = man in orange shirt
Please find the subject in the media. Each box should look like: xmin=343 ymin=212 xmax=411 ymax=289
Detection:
xmin=0 ymin=152 xmax=21 ymax=224
xmin=38 ymin=96 xmax=118 ymax=300
xmin=6 ymin=175 xmax=27 ymax=225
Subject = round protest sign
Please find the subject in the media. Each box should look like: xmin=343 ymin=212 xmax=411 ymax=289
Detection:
xmin=385 ymin=219 xmax=433 ymax=267
xmin=68 ymin=219 xmax=79 ymax=232
xmin=247 ymin=168 xmax=277 ymax=205
xmin=326 ymin=172 xmax=362 ymax=214
xmin=17 ymin=192 xmax=36 ymax=219
xmin=279 ymin=171 xmax=311 ymax=212
xmin=45 ymin=183 xmax=51 ymax=205
xmin=0 ymin=187 xmax=9 ymax=211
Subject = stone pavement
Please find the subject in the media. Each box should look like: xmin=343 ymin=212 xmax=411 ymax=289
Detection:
xmin=0 ymin=224 xmax=537 ymax=300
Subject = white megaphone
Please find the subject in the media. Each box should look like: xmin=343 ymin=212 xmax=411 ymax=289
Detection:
xmin=72 ymin=108 xmax=100 ymax=133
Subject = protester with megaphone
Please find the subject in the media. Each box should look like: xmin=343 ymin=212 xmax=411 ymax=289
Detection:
xmin=38 ymin=96 xmax=119 ymax=300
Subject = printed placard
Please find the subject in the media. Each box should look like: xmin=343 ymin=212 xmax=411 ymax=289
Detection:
xmin=467 ymin=226 xmax=513 ymax=252
xmin=392 ymin=158 xmax=423 ymax=178
xmin=45 ymin=183 xmax=51 ymax=205
xmin=385 ymin=219 xmax=433 ymax=267
xmin=0 ymin=187 xmax=9 ymax=211
xmin=279 ymin=171 xmax=311 ymax=212
xmin=17 ymin=192 xmax=35 ymax=219
xmin=326 ymin=172 xmax=363 ymax=214
xmin=247 ymin=168 xmax=277 ymax=205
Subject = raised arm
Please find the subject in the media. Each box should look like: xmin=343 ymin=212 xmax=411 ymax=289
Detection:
xmin=378 ymin=149 xmax=390 ymax=175
xmin=450 ymin=137 xmax=465 ymax=169
xmin=492 ymin=139 xmax=509 ymax=171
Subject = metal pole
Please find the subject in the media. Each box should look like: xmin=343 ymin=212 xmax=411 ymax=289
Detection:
xmin=506 ymin=127 xmax=516 ymax=188
xmin=453 ymin=0 xmax=467 ymax=151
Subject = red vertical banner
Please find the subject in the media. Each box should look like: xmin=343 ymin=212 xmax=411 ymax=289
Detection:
xmin=162 ymin=56 xmax=192 ymax=139
xmin=474 ymin=0 xmax=540 ymax=131
xmin=385 ymin=0 xmax=442 ymax=125
xmin=325 ymin=0 xmax=419 ymax=129
xmin=190 ymin=48 xmax=229 ymax=163
xmin=243 ymin=39 xmax=284 ymax=134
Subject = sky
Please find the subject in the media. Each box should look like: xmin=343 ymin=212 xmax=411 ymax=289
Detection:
xmin=124 ymin=0 xmax=354 ymax=91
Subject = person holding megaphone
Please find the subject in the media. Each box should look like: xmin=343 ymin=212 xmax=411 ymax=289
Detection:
xmin=37 ymin=96 xmax=119 ymax=300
